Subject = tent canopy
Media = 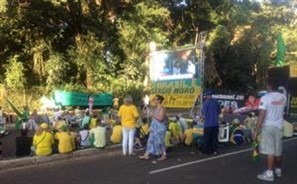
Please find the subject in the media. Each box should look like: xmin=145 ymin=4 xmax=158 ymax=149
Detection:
xmin=54 ymin=90 xmax=113 ymax=107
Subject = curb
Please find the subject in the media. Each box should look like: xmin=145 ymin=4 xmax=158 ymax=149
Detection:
xmin=0 ymin=144 xmax=121 ymax=171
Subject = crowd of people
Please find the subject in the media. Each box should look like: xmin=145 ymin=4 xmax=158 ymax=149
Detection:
xmin=0 ymin=94 xmax=266 ymax=160
xmin=0 ymin=81 xmax=293 ymax=182
xmin=14 ymin=111 xmax=108 ymax=157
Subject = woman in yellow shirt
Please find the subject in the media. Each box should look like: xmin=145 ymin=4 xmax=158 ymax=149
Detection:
xmin=33 ymin=123 xmax=54 ymax=156
xmin=118 ymin=95 xmax=139 ymax=156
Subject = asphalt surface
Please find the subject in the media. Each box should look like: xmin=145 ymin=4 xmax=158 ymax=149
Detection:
xmin=0 ymin=137 xmax=296 ymax=184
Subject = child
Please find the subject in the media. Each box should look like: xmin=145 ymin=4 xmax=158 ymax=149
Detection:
xmin=110 ymin=121 xmax=122 ymax=144
xmin=78 ymin=124 xmax=91 ymax=149
xmin=90 ymin=114 xmax=98 ymax=129
xmin=168 ymin=117 xmax=182 ymax=145
xmin=164 ymin=127 xmax=173 ymax=151
xmin=230 ymin=119 xmax=245 ymax=145
xmin=176 ymin=115 xmax=188 ymax=133
xmin=89 ymin=119 xmax=107 ymax=148
xmin=16 ymin=129 xmax=33 ymax=157
xmin=182 ymin=124 xmax=194 ymax=146
xmin=242 ymin=113 xmax=257 ymax=142
xmin=134 ymin=118 xmax=150 ymax=149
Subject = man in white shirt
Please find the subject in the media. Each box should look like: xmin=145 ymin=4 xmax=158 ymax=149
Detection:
xmin=254 ymin=79 xmax=287 ymax=182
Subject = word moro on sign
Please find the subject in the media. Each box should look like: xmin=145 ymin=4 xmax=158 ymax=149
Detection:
xmin=152 ymin=87 xmax=196 ymax=95
xmin=173 ymin=87 xmax=195 ymax=94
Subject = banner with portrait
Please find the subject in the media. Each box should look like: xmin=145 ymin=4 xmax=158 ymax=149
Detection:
xmin=150 ymin=48 xmax=200 ymax=81
xmin=150 ymin=47 xmax=202 ymax=108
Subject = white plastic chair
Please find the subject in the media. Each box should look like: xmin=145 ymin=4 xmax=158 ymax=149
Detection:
xmin=218 ymin=125 xmax=230 ymax=143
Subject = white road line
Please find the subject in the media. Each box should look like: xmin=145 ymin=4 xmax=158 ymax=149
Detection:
xmin=149 ymin=137 xmax=297 ymax=175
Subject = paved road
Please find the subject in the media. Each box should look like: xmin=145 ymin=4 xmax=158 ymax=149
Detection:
xmin=0 ymin=137 xmax=296 ymax=184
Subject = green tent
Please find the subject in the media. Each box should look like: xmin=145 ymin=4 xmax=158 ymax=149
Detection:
xmin=53 ymin=90 xmax=113 ymax=107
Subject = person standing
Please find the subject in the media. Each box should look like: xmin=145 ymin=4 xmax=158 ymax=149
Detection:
xmin=201 ymin=90 xmax=221 ymax=155
xmin=113 ymin=96 xmax=119 ymax=110
xmin=88 ymin=95 xmax=94 ymax=115
xmin=118 ymin=95 xmax=139 ymax=156
xmin=0 ymin=106 xmax=3 ymax=125
xmin=139 ymin=95 xmax=167 ymax=161
xmin=254 ymin=79 xmax=287 ymax=182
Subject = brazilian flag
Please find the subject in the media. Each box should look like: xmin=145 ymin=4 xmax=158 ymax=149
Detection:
xmin=275 ymin=33 xmax=286 ymax=67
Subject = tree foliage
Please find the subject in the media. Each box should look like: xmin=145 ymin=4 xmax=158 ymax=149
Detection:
xmin=0 ymin=0 xmax=296 ymax=104
xmin=4 ymin=55 xmax=26 ymax=91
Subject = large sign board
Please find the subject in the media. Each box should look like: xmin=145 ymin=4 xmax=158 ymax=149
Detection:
xmin=151 ymin=79 xmax=201 ymax=108
xmin=150 ymin=48 xmax=201 ymax=108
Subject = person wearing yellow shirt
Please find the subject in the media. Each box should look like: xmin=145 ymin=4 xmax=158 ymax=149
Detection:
xmin=183 ymin=127 xmax=193 ymax=146
xmin=54 ymin=125 xmax=73 ymax=154
xmin=165 ymin=129 xmax=173 ymax=150
xmin=134 ymin=118 xmax=150 ymax=149
xmin=33 ymin=123 xmax=54 ymax=156
xmin=168 ymin=119 xmax=182 ymax=144
xmin=140 ymin=123 xmax=150 ymax=137
xmin=90 ymin=114 xmax=99 ymax=129
xmin=111 ymin=123 xmax=122 ymax=144
xmin=118 ymin=95 xmax=139 ymax=156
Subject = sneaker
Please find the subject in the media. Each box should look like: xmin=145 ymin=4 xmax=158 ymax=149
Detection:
xmin=275 ymin=168 xmax=282 ymax=177
xmin=257 ymin=170 xmax=274 ymax=181
xmin=129 ymin=152 xmax=136 ymax=156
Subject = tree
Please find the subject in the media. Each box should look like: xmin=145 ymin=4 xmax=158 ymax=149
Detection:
xmin=4 ymin=55 xmax=26 ymax=91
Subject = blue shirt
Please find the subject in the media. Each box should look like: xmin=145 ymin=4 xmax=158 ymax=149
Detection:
xmin=202 ymin=99 xmax=221 ymax=127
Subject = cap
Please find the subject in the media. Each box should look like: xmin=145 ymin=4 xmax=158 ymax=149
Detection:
xmin=40 ymin=123 xmax=48 ymax=129
xmin=58 ymin=124 xmax=67 ymax=132
xmin=204 ymin=90 xmax=213 ymax=96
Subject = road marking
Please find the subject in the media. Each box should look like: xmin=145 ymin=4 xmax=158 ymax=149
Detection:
xmin=149 ymin=137 xmax=297 ymax=175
